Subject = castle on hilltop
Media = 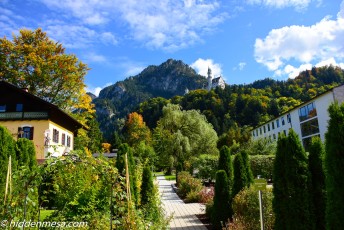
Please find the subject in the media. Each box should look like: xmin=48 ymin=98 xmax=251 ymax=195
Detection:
xmin=207 ymin=67 xmax=225 ymax=91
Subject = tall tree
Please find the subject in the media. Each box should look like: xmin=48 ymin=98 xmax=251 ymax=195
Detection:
xmin=123 ymin=112 xmax=151 ymax=147
xmin=241 ymin=150 xmax=254 ymax=184
xmin=212 ymin=170 xmax=231 ymax=230
xmin=273 ymin=130 xmax=312 ymax=230
xmin=232 ymin=153 xmax=249 ymax=198
xmin=272 ymin=134 xmax=288 ymax=230
xmin=308 ymin=137 xmax=326 ymax=230
xmin=0 ymin=28 xmax=91 ymax=112
xmin=153 ymin=104 xmax=218 ymax=179
xmin=325 ymin=102 xmax=344 ymax=230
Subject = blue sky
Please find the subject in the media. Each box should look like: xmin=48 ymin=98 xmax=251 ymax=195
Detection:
xmin=1 ymin=0 xmax=343 ymax=96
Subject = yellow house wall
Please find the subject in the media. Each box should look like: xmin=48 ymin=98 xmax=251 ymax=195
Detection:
xmin=46 ymin=122 xmax=74 ymax=157
xmin=0 ymin=120 xmax=49 ymax=159
xmin=0 ymin=120 xmax=75 ymax=159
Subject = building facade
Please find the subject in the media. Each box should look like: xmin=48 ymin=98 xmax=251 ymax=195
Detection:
xmin=251 ymin=85 xmax=344 ymax=148
xmin=0 ymin=81 xmax=83 ymax=160
xmin=207 ymin=67 xmax=225 ymax=90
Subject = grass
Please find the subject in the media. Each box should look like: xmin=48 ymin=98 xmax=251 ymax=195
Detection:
xmin=164 ymin=175 xmax=176 ymax=181
xmin=40 ymin=209 xmax=54 ymax=221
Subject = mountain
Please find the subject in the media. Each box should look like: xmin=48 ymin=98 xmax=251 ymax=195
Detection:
xmin=93 ymin=59 xmax=207 ymax=139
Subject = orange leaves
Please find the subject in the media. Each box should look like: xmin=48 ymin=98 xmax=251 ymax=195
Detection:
xmin=124 ymin=112 xmax=151 ymax=146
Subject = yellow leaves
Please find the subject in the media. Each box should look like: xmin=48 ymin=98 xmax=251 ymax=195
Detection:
xmin=102 ymin=143 xmax=111 ymax=153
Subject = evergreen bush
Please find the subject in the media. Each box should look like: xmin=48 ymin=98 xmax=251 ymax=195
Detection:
xmin=325 ymin=102 xmax=344 ymax=229
xmin=273 ymin=130 xmax=312 ymax=230
xmin=218 ymin=145 xmax=233 ymax=185
xmin=212 ymin=170 xmax=231 ymax=230
xmin=249 ymin=155 xmax=275 ymax=179
xmin=0 ymin=125 xmax=16 ymax=190
xmin=15 ymin=138 xmax=37 ymax=169
xmin=141 ymin=166 xmax=154 ymax=206
xmin=308 ymin=136 xmax=326 ymax=230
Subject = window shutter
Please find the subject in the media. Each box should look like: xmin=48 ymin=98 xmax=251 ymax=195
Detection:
xmin=18 ymin=127 xmax=23 ymax=138
xmin=30 ymin=127 xmax=34 ymax=140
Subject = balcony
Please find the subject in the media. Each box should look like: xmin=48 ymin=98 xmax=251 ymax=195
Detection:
xmin=0 ymin=112 xmax=49 ymax=120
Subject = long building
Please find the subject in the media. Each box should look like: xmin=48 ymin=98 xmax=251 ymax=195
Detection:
xmin=251 ymin=84 xmax=344 ymax=148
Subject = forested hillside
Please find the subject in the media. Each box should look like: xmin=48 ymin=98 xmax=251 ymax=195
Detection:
xmin=138 ymin=65 xmax=344 ymax=136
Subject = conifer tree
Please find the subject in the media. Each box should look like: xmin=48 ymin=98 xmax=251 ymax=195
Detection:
xmin=273 ymin=134 xmax=288 ymax=230
xmin=141 ymin=166 xmax=154 ymax=206
xmin=232 ymin=153 xmax=245 ymax=198
xmin=212 ymin=170 xmax=231 ymax=230
xmin=232 ymin=151 xmax=253 ymax=198
xmin=218 ymin=146 xmax=233 ymax=185
xmin=0 ymin=126 xmax=17 ymax=187
xmin=15 ymin=138 xmax=37 ymax=169
xmin=308 ymin=136 xmax=326 ymax=230
xmin=273 ymin=130 xmax=312 ymax=230
xmin=325 ymin=102 xmax=344 ymax=229
xmin=241 ymin=149 xmax=254 ymax=184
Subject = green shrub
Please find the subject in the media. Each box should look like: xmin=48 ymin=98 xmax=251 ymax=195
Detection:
xmin=205 ymin=200 xmax=214 ymax=219
xmin=325 ymin=102 xmax=344 ymax=229
xmin=177 ymin=171 xmax=202 ymax=200
xmin=185 ymin=190 xmax=201 ymax=203
xmin=230 ymin=187 xmax=274 ymax=230
xmin=212 ymin=170 xmax=231 ymax=230
xmin=141 ymin=166 xmax=154 ymax=206
xmin=249 ymin=155 xmax=275 ymax=179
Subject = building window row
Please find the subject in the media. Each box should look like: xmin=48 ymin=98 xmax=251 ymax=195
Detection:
xmin=253 ymin=113 xmax=292 ymax=138
xmin=52 ymin=128 xmax=71 ymax=147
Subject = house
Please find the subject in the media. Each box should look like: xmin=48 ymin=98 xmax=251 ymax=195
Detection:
xmin=0 ymin=81 xmax=83 ymax=160
xmin=251 ymin=84 xmax=344 ymax=149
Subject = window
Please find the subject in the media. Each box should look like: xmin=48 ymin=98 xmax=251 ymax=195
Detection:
xmin=263 ymin=126 xmax=266 ymax=133
xmin=283 ymin=130 xmax=287 ymax=136
xmin=273 ymin=134 xmax=276 ymax=140
xmin=18 ymin=126 xmax=34 ymax=140
xmin=302 ymin=134 xmax=320 ymax=150
xmin=276 ymin=119 xmax=280 ymax=128
xmin=268 ymin=123 xmax=270 ymax=131
xmin=300 ymin=118 xmax=320 ymax=137
xmin=0 ymin=105 xmax=6 ymax=112
xmin=281 ymin=116 xmax=285 ymax=126
xmin=299 ymin=102 xmax=317 ymax=122
xmin=53 ymin=129 xmax=59 ymax=143
xmin=256 ymin=129 xmax=258 ymax=136
xmin=287 ymin=114 xmax=291 ymax=123
xmin=67 ymin=136 xmax=71 ymax=147
xmin=272 ymin=122 xmax=275 ymax=130
xmin=16 ymin=104 xmax=23 ymax=112
xmin=260 ymin=128 xmax=262 ymax=135
xmin=62 ymin=133 xmax=66 ymax=145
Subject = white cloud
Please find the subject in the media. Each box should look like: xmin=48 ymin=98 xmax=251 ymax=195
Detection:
xmin=86 ymin=82 xmax=113 ymax=96
xmin=254 ymin=1 xmax=344 ymax=78
xmin=83 ymin=52 xmax=107 ymax=63
xmin=191 ymin=58 xmax=222 ymax=78
xmin=246 ymin=0 xmax=313 ymax=10
xmin=38 ymin=0 xmax=227 ymax=51
xmin=315 ymin=58 xmax=344 ymax=69
xmin=238 ymin=62 xmax=247 ymax=70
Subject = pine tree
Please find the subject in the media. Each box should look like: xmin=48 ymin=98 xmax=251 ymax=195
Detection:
xmin=140 ymin=166 xmax=154 ymax=206
xmin=325 ymin=102 xmax=344 ymax=229
xmin=218 ymin=146 xmax=233 ymax=185
xmin=273 ymin=130 xmax=312 ymax=230
xmin=217 ymin=146 xmax=234 ymax=218
xmin=241 ymin=149 xmax=254 ymax=184
xmin=232 ymin=153 xmax=245 ymax=198
xmin=273 ymin=134 xmax=288 ymax=230
xmin=15 ymin=138 xmax=37 ymax=169
xmin=212 ymin=170 xmax=231 ymax=230
xmin=308 ymin=137 xmax=326 ymax=230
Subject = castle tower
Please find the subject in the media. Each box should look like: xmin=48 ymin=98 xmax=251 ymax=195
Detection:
xmin=207 ymin=67 xmax=212 ymax=91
